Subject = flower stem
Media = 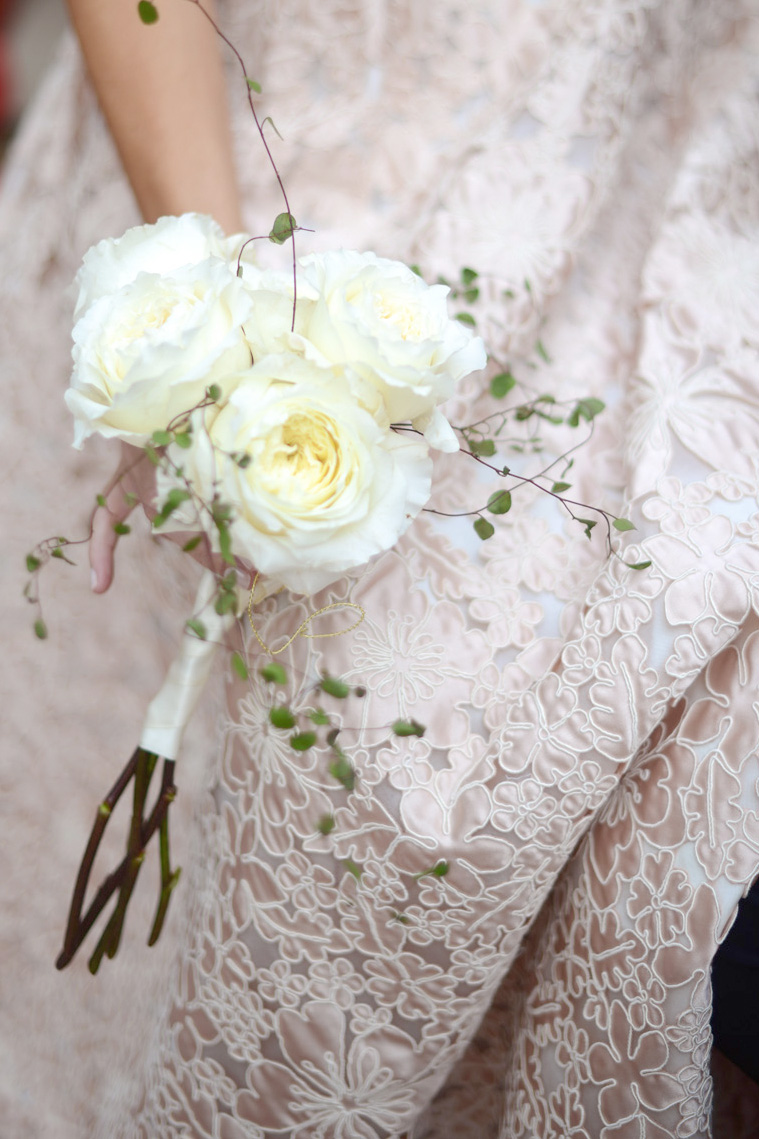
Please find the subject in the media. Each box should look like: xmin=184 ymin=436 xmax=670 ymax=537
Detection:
xmin=55 ymin=748 xmax=179 ymax=972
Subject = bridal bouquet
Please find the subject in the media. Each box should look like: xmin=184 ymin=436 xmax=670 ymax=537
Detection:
xmin=67 ymin=213 xmax=485 ymax=595
xmin=51 ymin=211 xmax=486 ymax=971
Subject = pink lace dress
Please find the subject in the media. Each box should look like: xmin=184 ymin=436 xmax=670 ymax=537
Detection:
xmin=2 ymin=2 xmax=759 ymax=1137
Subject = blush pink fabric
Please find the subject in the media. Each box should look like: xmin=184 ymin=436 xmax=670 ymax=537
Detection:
xmin=1 ymin=2 xmax=759 ymax=1137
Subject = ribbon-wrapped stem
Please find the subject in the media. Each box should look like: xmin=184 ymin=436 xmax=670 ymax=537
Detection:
xmin=56 ymin=572 xmax=234 ymax=971
xmin=56 ymin=747 xmax=178 ymax=973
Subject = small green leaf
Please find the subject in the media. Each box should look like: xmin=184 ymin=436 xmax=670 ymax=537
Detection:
xmin=408 ymin=263 xmax=423 ymax=277
xmin=329 ymin=754 xmax=355 ymax=791
xmin=308 ymin=708 xmax=331 ymax=726
xmin=261 ymin=115 xmax=284 ymax=141
xmin=231 ymin=652 xmax=249 ymax=680
xmin=320 ymin=675 xmax=351 ymax=699
xmin=173 ymin=431 xmax=192 ymax=450
xmin=124 ymin=492 xmax=138 ymax=508
xmin=613 ymin=517 xmax=635 ymax=532
xmin=626 ymin=559 xmax=652 ymax=571
xmin=213 ymin=589 xmax=237 ymax=616
xmin=460 ymin=267 xmax=478 ymax=286
xmin=270 ymin=706 xmax=296 ymax=730
xmin=185 ymin=618 xmax=207 ymax=640
xmin=34 ymin=618 xmax=48 ymax=640
xmin=392 ymin=911 xmax=410 ymax=924
xmin=182 ymin=535 xmax=203 ymax=552
xmin=462 ymin=287 xmax=480 ymax=303
xmin=96 ymin=494 xmax=107 ymax=508
xmin=474 ymin=517 xmax=495 ymax=541
xmin=487 ymin=489 xmax=512 ymax=515
xmin=344 ymin=859 xmax=362 ymax=880
xmin=51 ymin=548 xmax=64 ymax=559
xmin=217 ymin=521 xmax=234 ymax=566
xmin=153 ymin=487 xmax=191 ymax=527
xmin=260 ymin=662 xmax=288 ymax=685
xmin=26 ymin=554 xmax=41 ymax=573
xmin=151 ymin=429 xmax=172 ymax=448
xmin=144 ymin=444 xmax=160 ymax=467
xmin=290 ymin=731 xmax=317 ymax=752
xmin=414 ymin=860 xmax=449 ymax=880
xmin=235 ymin=453 xmax=252 ymax=469
xmin=469 ymin=438 xmax=496 ymax=457
xmin=113 ymin=522 xmax=131 ymax=535
xmin=579 ymin=518 xmax=597 ymax=539
xmin=206 ymin=384 xmax=221 ymax=402
xmin=317 ymin=814 xmax=335 ymax=835
xmin=568 ymin=397 xmax=606 ymax=427
xmin=326 ymin=728 xmax=340 ymax=747
xmin=551 ymin=481 xmax=571 ymax=493
xmin=137 ymin=0 xmax=159 ymax=25
xmin=269 ymin=212 xmax=297 ymax=244
xmin=246 ymin=77 xmax=262 ymax=93
xmin=536 ymin=339 xmax=551 ymax=363
xmin=455 ymin=312 xmax=476 ymax=326
xmin=392 ymin=719 xmax=426 ymax=738
xmin=490 ymin=371 xmax=516 ymax=399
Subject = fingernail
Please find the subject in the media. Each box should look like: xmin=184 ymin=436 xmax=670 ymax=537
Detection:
xmin=91 ymin=568 xmax=98 ymax=591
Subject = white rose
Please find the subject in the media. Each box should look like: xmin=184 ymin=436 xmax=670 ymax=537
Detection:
xmin=74 ymin=213 xmax=246 ymax=317
xmin=296 ymin=250 xmax=487 ymax=450
xmin=156 ymin=354 xmax=432 ymax=594
xmin=236 ymin=263 xmax=318 ymax=362
xmin=65 ymin=258 xmax=255 ymax=448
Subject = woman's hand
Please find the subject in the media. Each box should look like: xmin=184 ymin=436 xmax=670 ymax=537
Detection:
xmin=90 ymin=441 xmax=253 ymax=593
xmin=89 ymin=442 xmax=156 ymax=593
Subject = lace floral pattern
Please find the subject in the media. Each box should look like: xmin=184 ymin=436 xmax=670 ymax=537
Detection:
xmin=2 ymin=0 xmax=759 ymax=1137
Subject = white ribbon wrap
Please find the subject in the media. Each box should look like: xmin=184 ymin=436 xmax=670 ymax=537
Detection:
xmin=140 ymin=570 xmax=236 ymax=759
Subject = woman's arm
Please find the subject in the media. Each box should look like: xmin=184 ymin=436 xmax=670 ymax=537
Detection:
xmin=65 ymin=0 xmax=243 ymax=232
xmin=65 ymin=0 xmax=245 ymax=590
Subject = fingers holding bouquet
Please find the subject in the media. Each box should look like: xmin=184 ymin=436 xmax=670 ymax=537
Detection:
xmin=89 ymin=439 xmax=246 ymax=595
xmin=89 ymin=441 xmax=151 ymax=594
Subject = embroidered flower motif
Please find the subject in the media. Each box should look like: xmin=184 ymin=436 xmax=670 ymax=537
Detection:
xmin=626 ymin=334 xmax=759 ymax=494
xmin=643 ymin=213 xmax=759 ymax=352
xmin=627 ymin=852 xmax=691 ymax=948
xmin=243 ymin=1003 xmax=421 ymax=1138
xmin=193 ymin=941 xmax=274 ymax=1066
xmin=365 ymin=951 xmax=457 ymax=1019
xmin=257 ymin=959 xmax=309 ymax=1010
xmin=308 ymin=958 xmax=364 ymax=1010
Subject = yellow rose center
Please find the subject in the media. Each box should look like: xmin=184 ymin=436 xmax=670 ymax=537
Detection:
xmin=255 ymin=410 xmax=348 ymax=509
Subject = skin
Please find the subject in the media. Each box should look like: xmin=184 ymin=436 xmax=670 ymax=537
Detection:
xmin=65 ymin=0 xmax=244 ymax=591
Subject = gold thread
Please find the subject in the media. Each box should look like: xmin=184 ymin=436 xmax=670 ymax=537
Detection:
xmin=247 ymin=573 xmax=365 ymax=656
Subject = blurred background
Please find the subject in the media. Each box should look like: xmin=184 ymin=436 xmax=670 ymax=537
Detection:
xmin=0 ymin=0 xmax=66 ymax=161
